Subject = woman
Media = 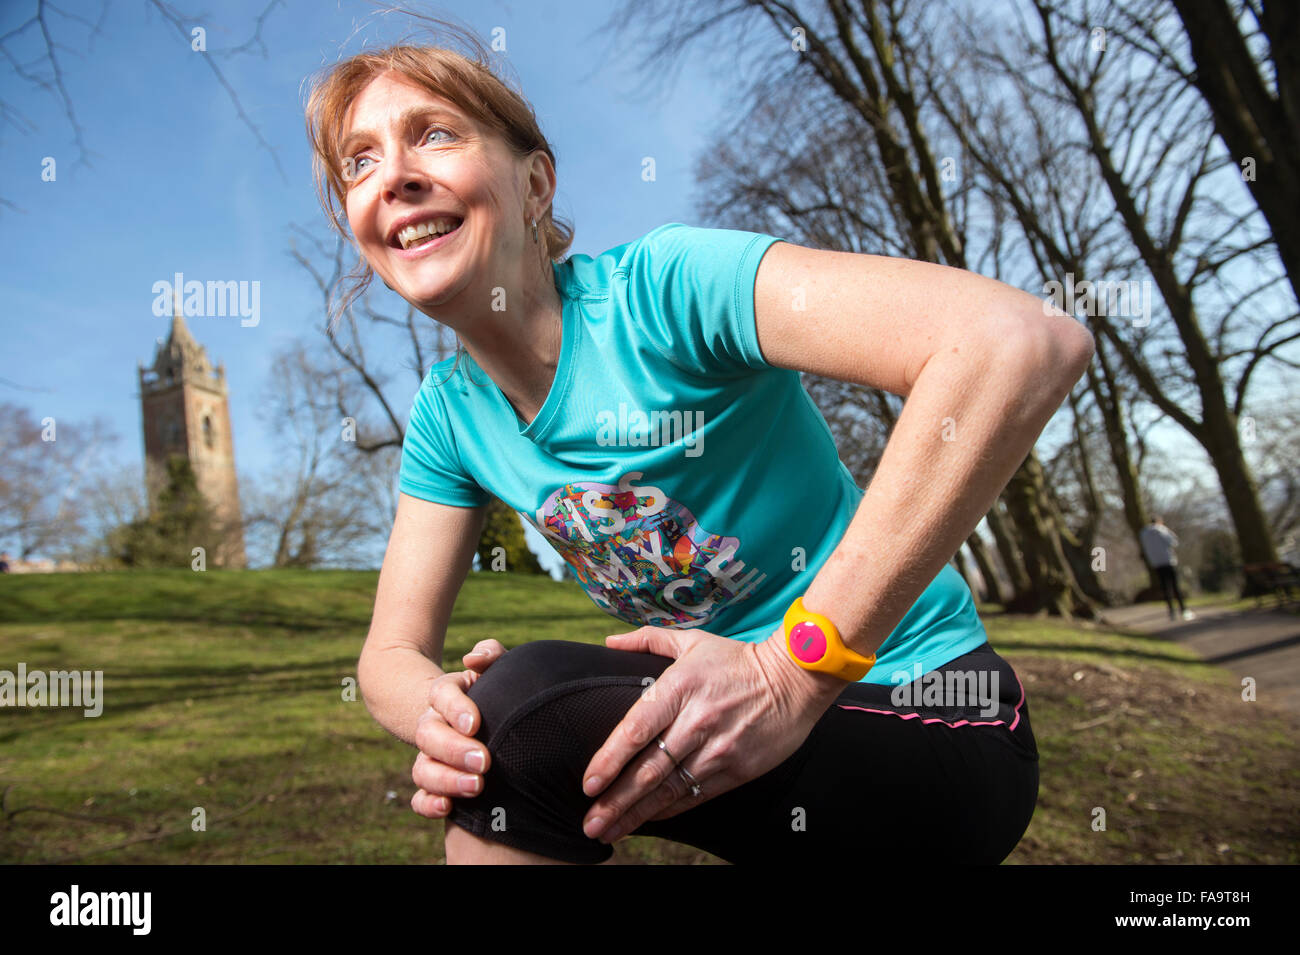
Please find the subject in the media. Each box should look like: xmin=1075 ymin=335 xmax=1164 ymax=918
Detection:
xmin=304 ymin=41 xmax=1093 ymax=865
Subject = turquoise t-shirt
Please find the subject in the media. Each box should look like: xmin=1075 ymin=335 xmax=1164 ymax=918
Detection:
xmin=397 ymin=222 xmax=989 ymax=685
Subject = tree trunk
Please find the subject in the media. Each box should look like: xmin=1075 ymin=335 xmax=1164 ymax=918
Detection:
xmin=1038 ymin=5 xmax=1281 ymax=567
xmin=1043 ymin=461 xmax=1109 ymax=606
xmin=965 ymin=530 xmax=1003 ymax=605
xmin=1201 ymin=403 xmax=1279 ymax=567
xmin=1060 ymin=384 xmax=1108 ymax=604
xmin=1084 ymin=333 xmax=1158 ymax=590
xmin=274 ymin=488 xmax=309 ymax=567
xmin=987 ymin=499 xmax=1033 ymax=601
xmin=1079 ymin=341 xmax=1160 ymax=595
xmin=1065 ymin=387 xmax=1101 ymax=542
xmin=1001 ymin=451 xmax=1099 ymax=618
xmin=951 ymin=547 xmax=973 ymax=595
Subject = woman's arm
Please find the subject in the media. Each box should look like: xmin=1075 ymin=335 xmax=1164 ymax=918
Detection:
xmin=749 ymin=243 xmax=1095 ymax=700
xmin=359 ymin=492 xmax=486 ymax=745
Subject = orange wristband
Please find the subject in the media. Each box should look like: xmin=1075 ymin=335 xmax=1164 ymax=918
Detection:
xmin=782 ymin=596 xmax=875 ymax=681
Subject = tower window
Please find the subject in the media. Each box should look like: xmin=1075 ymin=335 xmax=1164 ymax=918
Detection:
xmin=203 ymin=415 xmax=214 ymax=449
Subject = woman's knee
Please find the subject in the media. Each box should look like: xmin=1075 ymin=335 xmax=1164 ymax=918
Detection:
xmin=464 ymin=640 xmax=583 ymax=740
xmin=464 ymin=639 xmax=672 ymax=743
xmin=447 ymin=650 xmax=667 ymax=864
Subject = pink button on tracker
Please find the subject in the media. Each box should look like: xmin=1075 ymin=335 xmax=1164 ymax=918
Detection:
xmin=789 ymin=621 xmax=827 ymax=664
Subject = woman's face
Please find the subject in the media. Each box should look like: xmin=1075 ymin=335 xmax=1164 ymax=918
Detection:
xmin=339 ymin=70 xmax=533 ymax=311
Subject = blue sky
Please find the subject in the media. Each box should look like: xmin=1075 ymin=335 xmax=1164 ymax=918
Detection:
xmin=0 ymin=0 xmax=752 ymax=569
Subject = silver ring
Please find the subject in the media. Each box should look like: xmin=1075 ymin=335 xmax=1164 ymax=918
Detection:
xmin=657 ymin=737 xmax=702 ymax=797
xmin=676 ymin=764 xmax=703 ymax=798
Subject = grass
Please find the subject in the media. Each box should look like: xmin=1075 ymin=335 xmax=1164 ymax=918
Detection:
xmin=1 ymin=570 xmax=1296 ymax=864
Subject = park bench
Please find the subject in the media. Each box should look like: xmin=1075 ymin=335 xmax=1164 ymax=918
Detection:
xmin=1241 ymin=562 xmax=1300 ymax=607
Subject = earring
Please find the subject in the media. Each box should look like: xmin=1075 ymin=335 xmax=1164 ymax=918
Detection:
xmin=531 ymin=218 xmax=539 ymax=244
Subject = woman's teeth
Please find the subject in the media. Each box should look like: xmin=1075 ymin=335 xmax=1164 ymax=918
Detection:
xmin=398 ymin=216 xmax=462 ymax=250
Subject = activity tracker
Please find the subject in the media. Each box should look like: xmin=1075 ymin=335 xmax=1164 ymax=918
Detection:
xmin=782 ymin=596 xmax=876 ymax=681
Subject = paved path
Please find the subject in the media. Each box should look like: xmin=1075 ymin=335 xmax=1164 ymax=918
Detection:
xmin=1098 ymin=601 xmax=1300 ymax=715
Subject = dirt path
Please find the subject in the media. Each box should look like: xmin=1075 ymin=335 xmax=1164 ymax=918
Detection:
xmin=1099 ymin=600 xmax=1300 ymax=715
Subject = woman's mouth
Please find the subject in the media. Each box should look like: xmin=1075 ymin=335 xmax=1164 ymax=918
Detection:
xmin=391 ymin=216 xmax=464 ymax=259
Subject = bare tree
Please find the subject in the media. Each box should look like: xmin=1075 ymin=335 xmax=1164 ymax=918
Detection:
xmin=1250 ymin=393 xmax=1300 ymax=549
xmin=287 ymin=225 xmax=454 ymax=452
xmin=67 ymin=463 xmax=150 ymax=568
xmin=239 ymin=341 xmax=396 ymax=568
xmin=0 ymin=0 xmax=288 ymax=214
xmin=1165 ymin=0 xmax=1299 ymax=305
xmin=1022 ymin=0 xmax=1293 ymax=567
xmin=0 ymin=401 xmax=117 ymax=561
xmin=923 ymin=0 xmax=1294 ymax=590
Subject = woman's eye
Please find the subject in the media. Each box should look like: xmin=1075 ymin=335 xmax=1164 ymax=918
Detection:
xmin=342 ymin=154 xmax=375 ymax=182
xmin=340 ymin=126 xmax=452 ymax=182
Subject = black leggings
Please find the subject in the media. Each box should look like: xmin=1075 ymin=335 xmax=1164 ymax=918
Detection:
xmin=446 ymin=639 xmax=1039 ymax=864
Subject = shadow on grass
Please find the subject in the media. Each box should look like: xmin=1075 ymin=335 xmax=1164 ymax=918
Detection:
xmin=0 ymin=657 xmax=361 ymax=743
xmin=997 ymin=641 xmax=1211 ymax=668
xmin=1 ymin=600 xmax=602 ymax=639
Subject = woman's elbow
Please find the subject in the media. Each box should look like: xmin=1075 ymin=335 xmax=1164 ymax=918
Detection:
xmin=989 ymin=316 xmax=1094 ymax=413
xmin=1018 ymin=311 xmax=1095 ymax=388
xmin=356 ymin=646 xmax=382 ymax=712
xmin=1032 ymin=292 xmax=1095 ymax=374
xmin=1063 ymin=321 xmax=1096 ymax=374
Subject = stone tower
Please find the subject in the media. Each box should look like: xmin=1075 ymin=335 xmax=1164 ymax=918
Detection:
xmin=138 ymin=295 xmax=247 ymax=568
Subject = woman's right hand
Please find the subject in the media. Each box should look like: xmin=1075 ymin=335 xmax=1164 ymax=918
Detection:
xmin=410 ymin=639 xmax=507 ymax=819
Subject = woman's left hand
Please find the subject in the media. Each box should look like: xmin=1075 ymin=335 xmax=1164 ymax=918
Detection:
xmin=580 ymin=625 xmax=845 ymax=844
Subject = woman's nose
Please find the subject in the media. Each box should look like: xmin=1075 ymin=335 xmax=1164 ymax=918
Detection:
xmin=380 ymin=146 xmax=429 ymax=200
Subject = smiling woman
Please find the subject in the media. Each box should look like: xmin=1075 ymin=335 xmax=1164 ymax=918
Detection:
xmin=302 ymin=27 xmax=1091 ymax=866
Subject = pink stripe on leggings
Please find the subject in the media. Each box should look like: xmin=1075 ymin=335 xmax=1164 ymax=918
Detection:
xmin=835 ymin=667 xmax=1027 ymax=732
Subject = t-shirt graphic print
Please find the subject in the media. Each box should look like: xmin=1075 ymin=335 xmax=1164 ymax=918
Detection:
xmin=525 ymin=470 xmax=766 ymax=629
